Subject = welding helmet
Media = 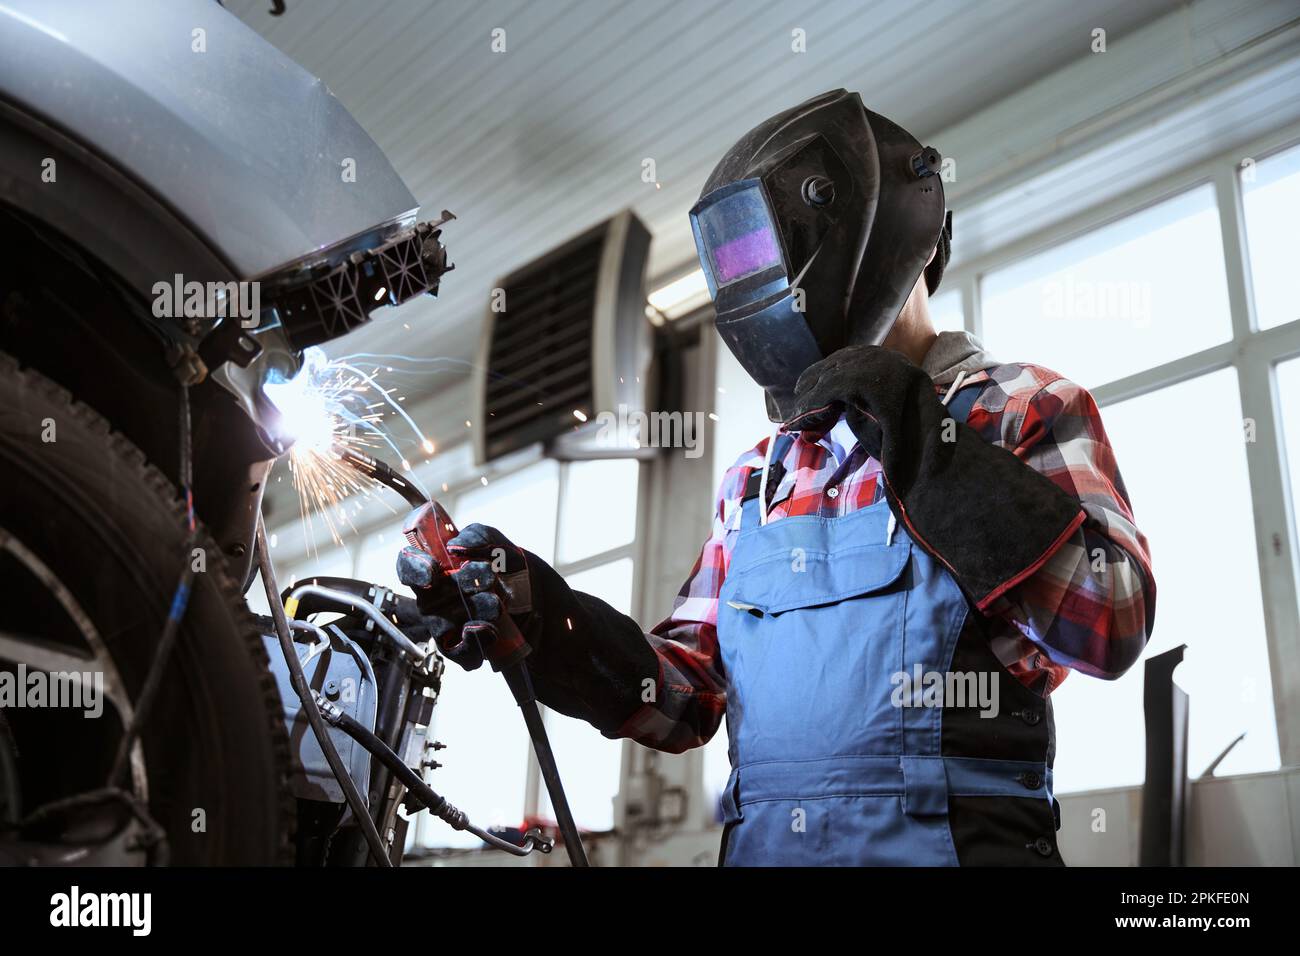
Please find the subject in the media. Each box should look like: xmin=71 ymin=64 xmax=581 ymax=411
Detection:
xmin=690 ymin=89 xmax=949 ymax=421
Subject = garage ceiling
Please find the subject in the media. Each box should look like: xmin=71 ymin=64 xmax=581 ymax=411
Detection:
xmin=224 ymin=0 xmax=1183 ymax=398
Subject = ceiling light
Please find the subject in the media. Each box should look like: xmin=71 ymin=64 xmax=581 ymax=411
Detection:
xmin=647 ymin=269 xmax=711 ymax=320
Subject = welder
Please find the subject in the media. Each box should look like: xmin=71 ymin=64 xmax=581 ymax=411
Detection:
xmin=397 ymin=89 xmax=1155 ymax=865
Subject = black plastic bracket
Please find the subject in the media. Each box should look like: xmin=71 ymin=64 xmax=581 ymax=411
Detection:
xmin=1139 ymin=644 xmax=1189 ymax=866
xmin=268 ymin=216 xmax=455 ymax=352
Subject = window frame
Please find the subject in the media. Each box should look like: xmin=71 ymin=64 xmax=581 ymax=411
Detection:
xmin=943 ymin=123 xmax=1300 ymax=768
xmin=519 ymin=457 xmax=641 ymax=825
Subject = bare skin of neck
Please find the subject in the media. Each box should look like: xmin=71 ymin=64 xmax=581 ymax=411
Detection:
xmin=881 ymin=272 xmax=939 ymax=367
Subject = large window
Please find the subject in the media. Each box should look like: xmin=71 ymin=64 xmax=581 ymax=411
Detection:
xmin=928 ymin=288 xmax=965 ymax=335
xmin=1241 ymin=144 xmax=1300 ymax=330
xmin=556 ymin=459 xmax=638 ymax=565
xmin=1051 ymin=370 xmax=1278 ymax=791
xmin=1279 ymin=357 xmax=1300 ymax=518
xmin=539 ymin=458 xmax=640 ymax=833
xmin=981 ymin=185 xmax=1232 ymax=389
xmin=969 ymin=140 xmax=1300 ymax=793
xmin=403 ymin=459 xmax=559 ymax=849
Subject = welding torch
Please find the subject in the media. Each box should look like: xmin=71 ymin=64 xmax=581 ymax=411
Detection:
xmin=336 ymin=447 xmax=591 ymax=867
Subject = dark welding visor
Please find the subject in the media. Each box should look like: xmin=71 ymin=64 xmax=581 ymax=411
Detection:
xmin=691 ymin=179 xmax=824 ymax=419
xmin=693 ymin=180 xmax=785 ymax=291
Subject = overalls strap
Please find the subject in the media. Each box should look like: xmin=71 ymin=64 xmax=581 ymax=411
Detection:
xmin=943 ymin=378 xmax=986 ymax=425
xmin=739 ymin=432 xmax=795 ymax=531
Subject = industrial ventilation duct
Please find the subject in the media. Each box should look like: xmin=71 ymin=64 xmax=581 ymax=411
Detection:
xmin=472 ymin=211 xmax=653 ymax=465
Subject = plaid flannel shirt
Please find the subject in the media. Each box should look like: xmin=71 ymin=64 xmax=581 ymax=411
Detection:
xmin=618 ymin=337 xmax=1155 ymax=754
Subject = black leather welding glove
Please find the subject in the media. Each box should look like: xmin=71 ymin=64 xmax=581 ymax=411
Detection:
xmin=398 ymin=525 xmax=658 ymax=735
xmin=397 ymin=523 xmax=528 ymax=670
xmin=784 ymin=344 xmax=1084 ymax=609
xmin=514 ymin=553 xmax=660 ymax=736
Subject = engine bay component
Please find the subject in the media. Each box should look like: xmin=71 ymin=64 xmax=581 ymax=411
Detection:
xmin=261 ymin=622 xmax=376 ymax=805
xmin=313 ymin=696 xmax=551 ymax=858
xmin=283 ymin=583 xmax=428 ymax=663
xmin=256 ymin=516 xmax=392 ymax=867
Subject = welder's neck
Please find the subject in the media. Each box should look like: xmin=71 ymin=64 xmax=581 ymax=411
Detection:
xmin=881 ymin=277 xmax=939 ymax=366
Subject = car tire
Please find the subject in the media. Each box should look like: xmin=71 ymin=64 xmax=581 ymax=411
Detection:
xmin=0 ymin=352 xmax=293 ymax=864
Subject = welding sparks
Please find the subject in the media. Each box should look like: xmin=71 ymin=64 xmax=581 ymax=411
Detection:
xmin=263 ymin=347 xmax=433 ymax=548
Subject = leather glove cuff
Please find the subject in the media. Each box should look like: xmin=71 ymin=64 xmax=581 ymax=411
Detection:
xmin=520 ymin=551 xmax=661 ymax=736
xmin=786 ymin=346 xmax=1085 ymax=609
xmin=880 ymin=415 xmax=1085 ymax=610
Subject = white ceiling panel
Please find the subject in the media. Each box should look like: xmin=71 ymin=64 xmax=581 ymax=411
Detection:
xmin=223 ymin=0 xmax=1186 ymax=397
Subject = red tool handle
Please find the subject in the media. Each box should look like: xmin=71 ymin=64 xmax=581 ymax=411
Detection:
xmin=402 ymin=501 xmax=530 ymax=670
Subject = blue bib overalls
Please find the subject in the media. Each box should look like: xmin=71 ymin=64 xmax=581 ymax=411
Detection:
xmin=716 ymin=385 xmax=1061 ymax=866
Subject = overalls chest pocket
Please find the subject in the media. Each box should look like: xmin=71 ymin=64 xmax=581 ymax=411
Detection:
xmin=717 ymin=514 xmax=916 ymax=763
xmin=723 ymin=536 xmax=912 ymax=616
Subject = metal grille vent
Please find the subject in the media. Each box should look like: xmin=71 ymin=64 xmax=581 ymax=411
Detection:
xmin=475 ymin=212 xmax=650 ymax=464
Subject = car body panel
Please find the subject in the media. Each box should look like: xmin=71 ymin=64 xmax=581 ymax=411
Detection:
xmin=0 ymin=0 xmax=418 ymax=287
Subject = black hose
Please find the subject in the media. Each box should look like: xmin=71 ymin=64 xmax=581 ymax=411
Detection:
xmin=502 ymin=665 xmax=590 ymax=867
xmin=328 ymin=707 xmax=463 ymax=827
xmin=319 ymin=701 xmax=547 ymax=857
xmin=254 ymin=515 xmax=393 ymax=868
xmin=108 ymin=386 xmax=197 ymax=788
xmin=335 ymin=447 xmax=429 ymax=508
xmin=107 ymin=538 xmax=196 ymax=788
